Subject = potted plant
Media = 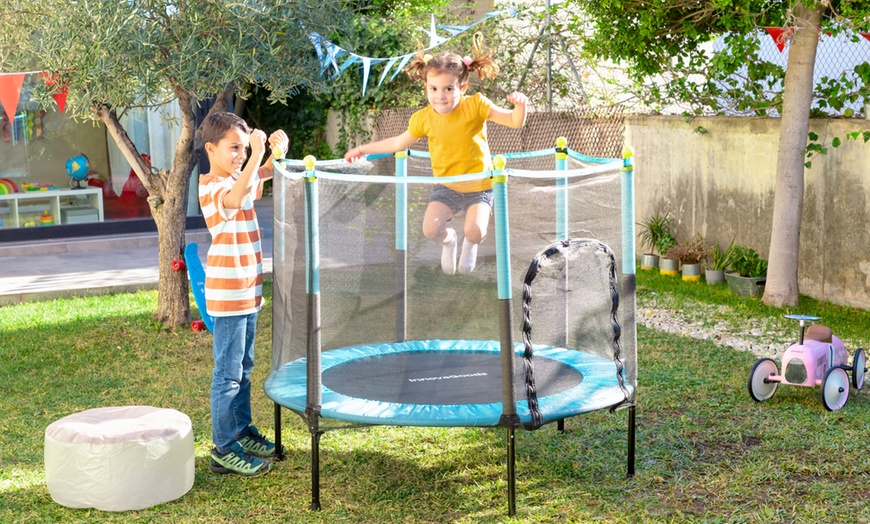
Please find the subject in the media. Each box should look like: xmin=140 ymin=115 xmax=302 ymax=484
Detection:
xmin=705 ymin=237 xmax=736 ymax=285
xmin=637 ymin=211 xmax=674 ymax=270
xmin=724 ymin=244 xmax=768 ymax=297
xmin=658 ymin=235 xmax=681 ymax=276
xmin=666 ymin=235 xmax=711 ymax=282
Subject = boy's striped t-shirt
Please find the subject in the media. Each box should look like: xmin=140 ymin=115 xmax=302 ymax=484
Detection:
xmin=198 ymin=171 xmax=265 ymax=316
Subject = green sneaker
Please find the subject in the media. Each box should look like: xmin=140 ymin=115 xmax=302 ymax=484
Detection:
xmin=238 ymin=425 xmax=285 ymax=459
xmin=210 ymin=442 xmax=272 ymax=477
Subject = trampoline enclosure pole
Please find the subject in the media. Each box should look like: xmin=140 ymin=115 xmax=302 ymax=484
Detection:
xmin=621 ymin=148 xmax=638 ymax=479
xmin=554 ymin=136 xmax=568 ymax=241
xmin=492 ymin=155 xmax=516 ymax=419
xmin=395 ymin=151 xmax=408 ymax=343
xmin=303 ymin=156 xmax=324 ymax=510
xmin=492 ymin=155 xmax=519 ymax=516
xmin=303 ymin=156 xmax=323 ymax=410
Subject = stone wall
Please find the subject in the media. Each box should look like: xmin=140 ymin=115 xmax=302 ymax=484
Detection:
xmin=626 ymin=115 xmax=870 ymax=309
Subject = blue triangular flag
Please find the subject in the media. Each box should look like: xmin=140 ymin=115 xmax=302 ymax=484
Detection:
xmin=378 ymin=57 xmax=399 ymax=86
xmin=361 ymin=57 xmax=371 ymax=97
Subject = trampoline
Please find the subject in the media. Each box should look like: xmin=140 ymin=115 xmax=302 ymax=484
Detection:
xmin=266 ymin=141 xmax=637 ymax=516
xmin=267 ymin=339 xmax=628 ymax=427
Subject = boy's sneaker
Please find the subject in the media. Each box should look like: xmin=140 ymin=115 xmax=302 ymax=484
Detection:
xmin=458 ymin=237 xmax=478 ymax=274
xmin=441 ymin=228 xmax=457 ymax=275
xmin=238 ymin=425 xmax=284 ymax=459
xmin=210 ymin=441 xmax=272 ymax=477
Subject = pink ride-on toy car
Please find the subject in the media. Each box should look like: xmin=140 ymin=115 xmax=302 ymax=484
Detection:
xmin=748 ymin=314 xmax=867 ymax=411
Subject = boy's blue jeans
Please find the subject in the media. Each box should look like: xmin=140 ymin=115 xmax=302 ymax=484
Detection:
xmin=211 ymin=312 xmax=258 ymax=454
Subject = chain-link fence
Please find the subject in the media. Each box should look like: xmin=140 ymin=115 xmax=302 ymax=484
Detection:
xmin=714 ymin=30 xmax=870 ymax=116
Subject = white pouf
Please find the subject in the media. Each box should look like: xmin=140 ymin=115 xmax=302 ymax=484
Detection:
xmin=44 ymin=406 xmax=194 ymax=511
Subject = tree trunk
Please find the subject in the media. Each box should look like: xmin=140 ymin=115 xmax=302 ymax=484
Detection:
xmin=97 ymin=95 xmax=197 ymax=327
xmin=96 ymin=85 xmax=235 ymax=327
xmin=762 ymin=3 xmax=822 ymax=308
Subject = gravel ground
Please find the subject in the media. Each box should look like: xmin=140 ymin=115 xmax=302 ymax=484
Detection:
xmin=636 ymin=291 xmax=801 ymax=360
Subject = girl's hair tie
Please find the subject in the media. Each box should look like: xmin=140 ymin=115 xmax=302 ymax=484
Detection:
xmin=461 ymin=56 xmax=473 ymax=67
xmin=423 ymin=53 xmax=433 ymax=64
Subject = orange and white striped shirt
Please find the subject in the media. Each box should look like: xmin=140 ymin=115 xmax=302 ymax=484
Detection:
xmin=198 ymin=169 xmax=266 ymax=316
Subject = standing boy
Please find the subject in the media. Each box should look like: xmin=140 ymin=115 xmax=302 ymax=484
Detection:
xmin=198 ymin=112 xmax=287 ymax=476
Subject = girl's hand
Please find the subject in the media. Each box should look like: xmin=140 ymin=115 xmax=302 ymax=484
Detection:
xmin=507 ymin=92 xmax=528 ymax=107
xmin=344 ymin=145 xmax=366 ymax=163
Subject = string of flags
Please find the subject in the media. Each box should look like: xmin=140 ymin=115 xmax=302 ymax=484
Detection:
xmin=309 ymin=8 xmax=514 ymax=96
xmin=765 ymin=26 xmax=870 ymax=53
xmin=0 ymin=9 xmax=511 ymax=118
xmin=0 ymin=70 xmax=67 ymax=123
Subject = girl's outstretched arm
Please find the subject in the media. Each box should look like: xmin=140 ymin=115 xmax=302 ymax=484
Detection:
xmin=345 ymin=131 xmax=419 ymax=162
xmin=488 ymin=91 xmax=528 ymax=129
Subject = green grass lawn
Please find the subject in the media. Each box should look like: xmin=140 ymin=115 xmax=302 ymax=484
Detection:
xmin=2 ymin=276 xmax=870 ymax=523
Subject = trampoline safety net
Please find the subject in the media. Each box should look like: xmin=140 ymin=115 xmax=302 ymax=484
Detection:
xmin=266 ymin=146 xmax=637 ymax=429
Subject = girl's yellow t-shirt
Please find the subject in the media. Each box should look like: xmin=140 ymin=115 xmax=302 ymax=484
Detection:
xmin=408 ymin=93 xmax=493 ymax=193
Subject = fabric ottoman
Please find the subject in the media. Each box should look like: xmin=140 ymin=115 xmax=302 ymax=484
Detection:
xmin=44 ymin=406 xmax=194 ymax=511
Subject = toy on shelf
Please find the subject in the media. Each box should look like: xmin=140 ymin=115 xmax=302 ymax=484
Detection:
xmin=66 ymin=154 xmax=90 ymax=189
xmin=0 ymin=178 xmax=19 ymax=194
xmin=41 ymin=210 xmax=54 ymax=226
xmin=748 ymin=314 xmax=867 ymax=410
xmin=22 ymin=182 xmax=59 ymax=191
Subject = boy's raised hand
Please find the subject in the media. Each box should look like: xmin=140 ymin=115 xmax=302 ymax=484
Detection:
xmin=249 ymin=129 xmax=267 ymax=159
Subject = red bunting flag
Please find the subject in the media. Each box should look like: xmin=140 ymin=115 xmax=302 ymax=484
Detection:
xmin=39 ymin=72 xmax=68 ymax=113
xmin=765 ymin=27 xmax=794 ymax=53
xmin=0 ymin=73 xmax=26 ymax=123
xmin=860 ymin=32 xmax=870 ymax=43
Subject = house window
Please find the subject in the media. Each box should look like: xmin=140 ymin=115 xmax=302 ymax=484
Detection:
xmin=0 ymin=74 xmax=200 ymax=231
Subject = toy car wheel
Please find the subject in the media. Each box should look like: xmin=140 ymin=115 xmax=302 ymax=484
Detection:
xmin=821 ymin=366 xmax=850 ymax=411
xmin=852 ymin=348 xmax=866 ymax=390
xmin=748 ymin=358 xmax=779 ymax=402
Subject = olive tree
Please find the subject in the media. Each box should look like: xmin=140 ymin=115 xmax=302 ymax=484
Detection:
xmin=0 ymin=0 xmax=348 ymax=325
xmin=570 ymin=0 xmax=870 ymax=307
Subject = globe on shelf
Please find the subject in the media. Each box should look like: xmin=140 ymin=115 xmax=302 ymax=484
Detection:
xmin=66 ymin=154 xmax=90 ymax=189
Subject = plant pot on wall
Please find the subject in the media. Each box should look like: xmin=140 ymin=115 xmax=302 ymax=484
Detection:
xmin=640 ymin=253 xmax=660 ymax=270
xmin=659 ymin=257 xmax=680 ymax=276
xmin=681 ymin=263 xmax=702 ymax=282
xmin=705 ymin=268 xmax=725 ymax=285
xmin=725 ymin=272 xmax=766 ymax=297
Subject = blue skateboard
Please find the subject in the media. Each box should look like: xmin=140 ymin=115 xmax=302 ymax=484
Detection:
xmin=185 ymin=242 xmax=214 ymax=333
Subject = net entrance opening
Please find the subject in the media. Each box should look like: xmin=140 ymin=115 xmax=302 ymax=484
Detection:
xmin=321 ymin=349 xmax=584 ymax=405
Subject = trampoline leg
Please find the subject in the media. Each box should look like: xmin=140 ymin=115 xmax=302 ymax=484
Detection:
xmin=627 ymin=405 xmax=636 ymax=478
xmin=274 ymin=402 xmax=284 ymax=461
xmin=507 ymin=428 xmax=516 ymax=516
xmin=311 ymin=430 xmax=322 ymax=511
xmin=557 ymin=418 xmax=565 ymax=434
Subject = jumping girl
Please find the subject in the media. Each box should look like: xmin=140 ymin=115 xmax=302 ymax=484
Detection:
xmin=345 ymin=34 xmax=528 ymax=275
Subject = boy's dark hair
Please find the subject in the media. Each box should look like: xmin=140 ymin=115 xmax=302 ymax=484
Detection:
xmin=201 ymin=112 xmax=251 ymax=148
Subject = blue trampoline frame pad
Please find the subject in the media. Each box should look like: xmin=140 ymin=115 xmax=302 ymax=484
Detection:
xmin=264 ymin=339 xmax=632 ymax=427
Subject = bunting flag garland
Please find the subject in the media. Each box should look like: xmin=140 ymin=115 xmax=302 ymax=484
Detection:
xmin=38 ymin=72 xmax=68 ymax=113
xmin=861 ymin=32 xmax=870 ymax=43
xmin=0 ymin=73 xmax=25 ymax=122
xmin=310 ymin=8 xmax=514 ymax=96
xmin=764 ymin=27 xmax=795 ymax=53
